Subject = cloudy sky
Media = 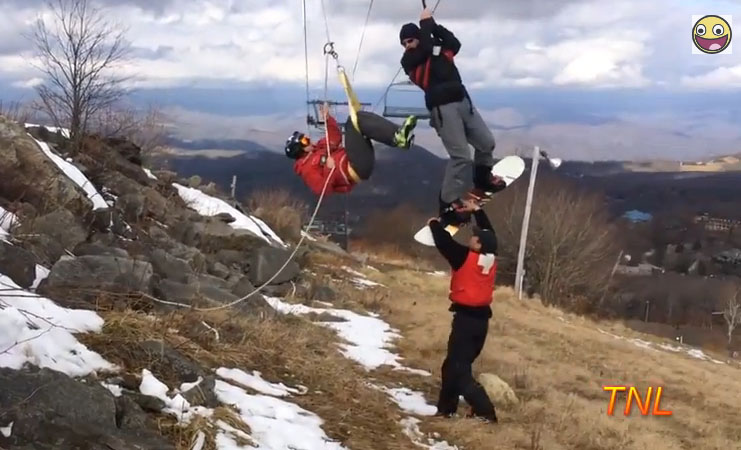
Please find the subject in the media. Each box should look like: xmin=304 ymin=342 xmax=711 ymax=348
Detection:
xmin=1 ymin=0 xmax=740 ymax=161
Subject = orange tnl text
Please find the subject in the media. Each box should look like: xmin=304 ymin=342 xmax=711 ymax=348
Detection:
xmin=603 ymin=386 xmax=673 ymax=416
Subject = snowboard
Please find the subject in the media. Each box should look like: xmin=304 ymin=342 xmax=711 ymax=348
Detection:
xmin=413 ymin=155 xmax=525 ymax=247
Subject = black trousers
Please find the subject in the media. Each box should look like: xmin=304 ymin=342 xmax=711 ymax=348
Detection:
xmin=344 ymin=111 xmax=399 ymax=180
xmin=436 ymin=311 xmax=497 ymax=418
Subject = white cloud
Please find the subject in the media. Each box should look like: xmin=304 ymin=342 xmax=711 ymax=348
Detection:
xmin=681 ymin=65 xmax=741 ymax=89
xmin=1 ymin=0 xmax=731 ymax=93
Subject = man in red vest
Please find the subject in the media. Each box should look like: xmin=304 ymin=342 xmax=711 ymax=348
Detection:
xmin=427 ymin=199 xmax=498 ymax=422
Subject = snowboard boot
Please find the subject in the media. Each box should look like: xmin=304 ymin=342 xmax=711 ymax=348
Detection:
xmin=393 ymin=115 xmax=418 ymax=149
xmin=474 ymin=165 xmax=507 ymax=195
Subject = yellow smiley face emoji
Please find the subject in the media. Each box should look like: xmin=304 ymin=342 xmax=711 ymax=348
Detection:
xmin=693 ymin=15 xmax=732 ymax=54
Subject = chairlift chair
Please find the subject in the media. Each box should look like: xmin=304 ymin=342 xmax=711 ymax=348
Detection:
xmin=382 ymin=80 xmax=431 ymax=120
xmin=306 ymin=99 xmax=371 ymax=131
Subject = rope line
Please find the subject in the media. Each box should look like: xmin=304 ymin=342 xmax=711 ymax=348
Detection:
xmin=302 ymin=0 xmax=311 ymax=136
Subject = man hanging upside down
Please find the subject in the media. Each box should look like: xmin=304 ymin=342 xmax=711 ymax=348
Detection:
xmin=285 ymin=103 xmax=417 ymax=195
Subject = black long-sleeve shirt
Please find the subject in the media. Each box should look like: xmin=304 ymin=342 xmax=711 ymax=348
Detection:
xmin=429 ymin=209 xmax=496 ymax=318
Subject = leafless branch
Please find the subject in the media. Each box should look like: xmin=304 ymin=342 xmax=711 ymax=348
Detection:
xmin=27 ymin=0 xmax=132 ymax=153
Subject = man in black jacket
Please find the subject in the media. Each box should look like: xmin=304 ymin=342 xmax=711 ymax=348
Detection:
xmin=427 ymin=199 xmax=498 ymax=423
xmin=401 ymin=8 xmax=500 ymax=226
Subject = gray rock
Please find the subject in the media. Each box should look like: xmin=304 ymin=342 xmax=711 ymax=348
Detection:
xmin=126 ymin=392 xmax=166 ymax=413
xmin=311 ymin=284 xmax=337 ymax=302
xmin=73 ymin=242 xmax=130 ymax=258
xmin=0 ymin=367 xmax=174 ymax=450
xmin=248 ymin=246 xmax=300 ymax=286
xmin=0 ymin=241 xmax=37 ymax=288
xmin=118 ymin=193 xmax=146 ymax=223
xmin=181 ymin=375 xmax=219 ymax=408
xmin=215 ymin=249 xmax=247 ymax=270
xmin=39 ymin=255 xmax=153 ymax=303
xmin=150 ymin=249 xmax=193 ymax=283
xmin=18 ymin=208 xmax=88 ymax=263
xmin=208 ymin=260 xmax=231 ymax=279
xmin=139 ymin=341 xmax=205 ymax=383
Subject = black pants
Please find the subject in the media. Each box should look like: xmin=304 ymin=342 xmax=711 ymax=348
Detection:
xmin=436 ymin=312 xmax=497 ymax=418
xmin=344 ymin=111 xmax=399 ymax=180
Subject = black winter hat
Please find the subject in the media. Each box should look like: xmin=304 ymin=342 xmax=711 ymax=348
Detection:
xmin=473 ymin=226 xmax=498 ymax=255
xmin=399 ymin=23 xmax=420 ymax=43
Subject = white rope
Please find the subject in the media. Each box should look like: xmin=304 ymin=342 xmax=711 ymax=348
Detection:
xmin=302 ymin=0 xmax=311 ymax=136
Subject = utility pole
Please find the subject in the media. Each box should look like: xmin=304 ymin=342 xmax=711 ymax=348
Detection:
xmin=230 ymin=175 xmax=237 ymax=200
xmin=515 ymin=147 xmax=562 ymax=299
xmin=515 ymin=146 xmax=540 ymax=299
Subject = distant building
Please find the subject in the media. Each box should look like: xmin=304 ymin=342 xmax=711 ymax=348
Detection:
xmin=694 ymin=214 xmax=740 ymax=232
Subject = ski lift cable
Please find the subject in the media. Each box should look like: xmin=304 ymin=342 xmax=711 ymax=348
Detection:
xmin=351 ymin=0 xmax=375 ymax=82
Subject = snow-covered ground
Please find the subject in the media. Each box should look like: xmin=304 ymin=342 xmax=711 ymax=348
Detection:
xmin=29 ymin=135 xmax=108 ymax=211
xmin=265 ymin=296 xmax=429 ymax=376
xmin=0 ymin=273 xmax=115 ymax=377
xmin=24 ymin=123 xmax=71 ymax=139
xmin=172 ymin=183 xmax=286 ymax=247
xmin=597 ymin=328 xmax=727 ymax=364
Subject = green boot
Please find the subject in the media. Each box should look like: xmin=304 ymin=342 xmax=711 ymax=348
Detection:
xmin=393 ymin=115 xmax=418 ymax=149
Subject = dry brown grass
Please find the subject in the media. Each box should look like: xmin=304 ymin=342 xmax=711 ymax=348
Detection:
xmin=245 ymin=188 xmax=308 ymax=243
xmin=82 ymin=304 xmax=418 ymax=450
xmin=364 ymin=266 xmax=741 ymax=450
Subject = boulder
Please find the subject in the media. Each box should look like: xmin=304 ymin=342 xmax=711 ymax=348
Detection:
xmin=73 ymin=242 xmax=130 ymax=258
xmin=0 ymin=367 xmax=174 ymax=450
xmin=17 ymin=208 xmax=88 ymax=264
xmin=181 ymin=375 xmax=220 ymax=408
xmin=150 ymin=249 xmax=193 ymax=284
xmin=478 ymin=373 xmax=519 ymax=408
xmin=248 ymin=246 xmax=300 ymax=286
xmin=138 ymin=341 xmax=206 ymax=383
xmin=0 ymin=241 xmax=37 ymax=288
xmin=39 ymin=255 xmax=153 ymax=306
xmin=0 ymin=117 xmax=91 ymax=216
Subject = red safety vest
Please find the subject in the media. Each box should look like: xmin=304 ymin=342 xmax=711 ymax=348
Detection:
xmin=449 ymin=251 xmax=497 ymax=307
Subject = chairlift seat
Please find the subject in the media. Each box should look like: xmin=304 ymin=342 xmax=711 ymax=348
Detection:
xmin=383 ymin=105 xmax=431 ymax=119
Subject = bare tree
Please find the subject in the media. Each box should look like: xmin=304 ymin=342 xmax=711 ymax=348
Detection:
xmin=722 ymin=284 xmax=741 ymax=348
xmin=89 ymin=103 xmax=170 ymax=157
xmin=29 ymin=0 xmax=131 ymax=153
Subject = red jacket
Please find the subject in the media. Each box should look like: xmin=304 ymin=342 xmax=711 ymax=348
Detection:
xmin=449 ymin=251 xmax=497 ymax=307
xmin=293 ymin=115 xmax=355 ymax=195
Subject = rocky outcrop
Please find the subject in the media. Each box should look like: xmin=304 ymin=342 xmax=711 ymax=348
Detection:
xmin=0 ymin=241 xmax=37 ymax=288
xmin=249 ymin=246 xmax=300 ymax=286
xmin=0 ymin=367 xmax=174 ymax=450
xmin=0 ymin=117 xmax=91 ymax=216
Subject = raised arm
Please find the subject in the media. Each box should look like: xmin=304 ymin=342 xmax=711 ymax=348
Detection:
xmin=433 ymin=23 xmax=461 ymax=55
xmin=429 ymin=219 xmax=469 ymax=270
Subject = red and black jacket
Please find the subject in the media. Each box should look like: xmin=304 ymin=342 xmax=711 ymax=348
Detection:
xmin=400 ymin=17 xmax=469 ymax=111
xmin=429 ymin=209 xmax=497 ymax=319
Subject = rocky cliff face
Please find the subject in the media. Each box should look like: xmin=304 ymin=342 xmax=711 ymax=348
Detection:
xmin=0 ymin=117 xmax=337 ymax=449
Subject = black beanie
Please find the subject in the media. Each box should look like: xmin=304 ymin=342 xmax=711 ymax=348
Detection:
xmin=399 ymin=23 xmax=420 ymax=43
xmin=473 ymin=227 xmax=498 ymax=255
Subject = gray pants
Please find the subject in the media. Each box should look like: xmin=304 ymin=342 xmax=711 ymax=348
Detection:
xmin=429 ymin=97 xmax=496 ymax=204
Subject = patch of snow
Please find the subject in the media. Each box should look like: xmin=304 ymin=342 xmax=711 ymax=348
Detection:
xmin=0 ymin=422 xmax=12 ymax=438
xmin=101 ymin=382 xmax=123 ymax=397
xmin=686 ymin=348 xmax=725 ymax=364
xmin=657 ymin=343 xmax=682 ymax=352
xmin=24 ymin=123 xmax=70 ymax=139
xmin=350 ymin=277 xmax=385 ymax=289
xmin=630 ymin=338 xmax=658 ymax=352
xmin=143 ymin=168 xmax=158 ymax=180
xmin=29 ymin=136 xmax=108 ymax=211
xmin=172 ymin=183 xmax=285 ymax=247
xmin=179 ymin=376 xmax=203 ymax=393
xmin=265 ymin=296 xmax=430 ymax=376
xmin=301 ymin=230 xmax=317 ymax=241
xmin=215 ymin=420 xmax=257 ymax=449
xmin=375 ymin=385 xmax=436 ymax=416
xmin=401 ymin=417 xmax=458 ymax=449
xmin=214 ymin=379 xmax=348 ymax=450
xmin=0 ymin=273 xmax=115 ymax=377
xmin=191 ymin=430 xmax=206 ymax=450
xmin=0 ymin=206 xmax=18 ymax=240
xmin=31 ymin=265 xmax=50 ymax=291
xmin=342 ymin=266 xmax=367 ymax=278
xmin=139 ymin=369 xmax=214 ymax=423
xmin=216 ymin=367 xmax=305 ymax=397
xmin=429 ymin=271 xmax=447 ymax=277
